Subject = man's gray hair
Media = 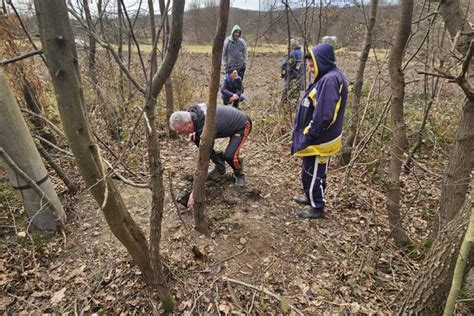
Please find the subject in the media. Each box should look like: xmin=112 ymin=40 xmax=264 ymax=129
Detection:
xmin=169 ymin=111 xmax=192 ymax=130
xmin=290 ymin=38 xmax=299 ymax=49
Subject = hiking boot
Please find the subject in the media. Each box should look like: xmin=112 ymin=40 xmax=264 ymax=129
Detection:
xmin=297 ymin=207 xmax=325 ymax=219
xmin=176 ymin=190 xmax=191 ymax=208
xmin=207 ymin=163 xmax=226 ymax=177
xmin=293 ymin=195 xmax=310 ymax=205
xmin=233 ymin=172 xmax=246 ymax=187
xmin=208 ymin=151 xmax=226 ymax=178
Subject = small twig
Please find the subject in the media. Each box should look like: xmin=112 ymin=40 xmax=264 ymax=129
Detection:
xmin=6 ymin=292 xmax=41 ymax=309
xmin=226 ymin=280 xmax=245 ymax=311
xmin=0 ymin=50 xmax=44 ymax=66
xmin=21 ymin=108 xmax=66 ymax=138
xmin=167 ymin=169 xmax=189 ymax=230
xmin=0 ymin=147 xmax=64 ymax=231
xmin=212 ymin=247 xmax=247 ymax=266
xmin=223 ymin=277 xmax=304 ymax=316
xmin=102 ymin=158 xmax=149 ymax=189
xmin=34 ymin=136 xmax=73 ymax=157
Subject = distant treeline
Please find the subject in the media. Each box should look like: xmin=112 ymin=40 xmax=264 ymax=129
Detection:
xmin=17 ymin=4 xmax=402 ymax=49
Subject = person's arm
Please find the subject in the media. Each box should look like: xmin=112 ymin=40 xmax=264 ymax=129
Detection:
xmin=281 ymin=58 xmax=288 ymax=78
xmin=220 ymin=78 xmax=234 ymax=98
xmin=242 ymin=39 xmax=248 ymax=66
xmin=222 ymin=38 xmax=229 ymax=69
xmin=304 ymin=76 xmax=341 ymax=139
xmin=235 ymin=79 xmax=243 ymax=96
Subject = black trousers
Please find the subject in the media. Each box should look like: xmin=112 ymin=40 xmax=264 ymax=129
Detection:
xmin=210 ymin=121 xmax=252 ymax=172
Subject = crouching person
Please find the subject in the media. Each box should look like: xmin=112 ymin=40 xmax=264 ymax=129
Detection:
xmin=221 ymin=69 xmax=245 ymax=109
xmin=170 ymin=103 xmax=252 ymax=189
xmin=291 ymin=44 xmax=348 ymax=219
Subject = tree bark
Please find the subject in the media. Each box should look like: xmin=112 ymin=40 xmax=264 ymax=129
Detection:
xmin=431 ymin=0 xmax=474 ymax=238
xmin=444 ymin=202 xmax=474 ymax=315
xmin=192 ymin=0 xmax=230 ymax=235
xmin=386 ymin=0 xmax=412 ymax=247
xmin=34 ymin=0 xmax=153 ymax=280
xmin=158 ymin=0 xmax=176 ymax=138
xmin=143 ymin=0 xmax=184 ymax=307
xmin=397 ymin=197 xmax=472 ymax=314
xmin=82 ymin=0 xmax=97 ymax=79
xmin=341 ymin=0 xmax=379 ymax=165
xmin=0 ymin=70 xmax=66 ymax=231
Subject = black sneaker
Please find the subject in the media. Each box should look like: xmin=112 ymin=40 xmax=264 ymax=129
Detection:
xmin=293 ymin=195 xmax=310 ymax=205
xmin=297 ymin=207 xmax=325 ymax=219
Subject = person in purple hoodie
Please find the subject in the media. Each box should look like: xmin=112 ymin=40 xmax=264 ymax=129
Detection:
xmin=291 ymin=43 xmax=348 ymax=219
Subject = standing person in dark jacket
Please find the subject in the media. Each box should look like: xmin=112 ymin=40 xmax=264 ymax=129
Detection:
xmin=281 ymin=38 xmax=304 ymax=108
xmin=221 ymin=69 xmax=245 ymax=108
xmin=222 ymin=25 xmax=247 ymax=80
xmin=291 ymin=43 xmax=348 ymax=219
xmin=170 ymin=104 xmax=252 ymax=193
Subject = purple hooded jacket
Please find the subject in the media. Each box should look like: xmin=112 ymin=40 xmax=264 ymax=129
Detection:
xmin=291 ymin=44 xmax=348 ymax=157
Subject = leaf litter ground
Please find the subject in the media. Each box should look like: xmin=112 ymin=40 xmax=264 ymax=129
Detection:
xmin=0 ymin=51 xmax=449 ymax=314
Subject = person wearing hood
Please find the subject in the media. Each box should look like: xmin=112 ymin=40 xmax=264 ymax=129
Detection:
xmin=221 ymin=69 xmax=245 ymax=108
xmin=169 ymin=104 xmax=252 ymax=206
xmin=291 ymin=43 xmax=348 ymax=219
xmin=280 ymin=38 xmax=304 ymax=107
xmin=222 ymin=25 xmax=248 ymax=80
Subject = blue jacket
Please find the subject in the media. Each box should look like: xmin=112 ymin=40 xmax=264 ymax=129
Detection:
xmin=220 ymin=74 xmax=243 ymax=104
xmin=281 ymin=46 xmax=304 ymax=90
xmin=291 ymin=44 xmax=348 ymax=157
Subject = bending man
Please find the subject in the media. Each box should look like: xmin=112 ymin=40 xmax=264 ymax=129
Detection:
xmin=170 ymin=103 xmax=252 ymax=190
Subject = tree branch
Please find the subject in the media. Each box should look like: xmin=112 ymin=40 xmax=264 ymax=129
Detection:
xmin=0 ymin=50 xmax=44 ymax=66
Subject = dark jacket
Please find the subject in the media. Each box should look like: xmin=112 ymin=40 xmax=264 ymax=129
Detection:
xmin=291 ymin=44 xmax=348 ymax=157
xmin=189 ymin=104 xmax=250 ymax=147
xmin=220 ymin=74 xmax=243 ymax=104
xmin=281 ymin=46 xmax=304 ymax=90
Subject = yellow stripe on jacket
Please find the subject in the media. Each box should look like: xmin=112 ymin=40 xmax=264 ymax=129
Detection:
xmin=329 ymin=84 xmax=343 ymax=127
xmin=294 ymin=135 xmax=342 ymax=157
xmin=308 ymin=88 xmax=317 ymax=107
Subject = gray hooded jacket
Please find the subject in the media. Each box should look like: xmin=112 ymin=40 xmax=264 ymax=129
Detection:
xmin=222 ymin=24 xmax=247 ymax=70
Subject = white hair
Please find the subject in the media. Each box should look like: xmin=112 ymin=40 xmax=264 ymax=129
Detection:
xmin=290 ymin=38 xmax=299 ymax=49
xmin=169 ymin=111 xmax=192 ymax=130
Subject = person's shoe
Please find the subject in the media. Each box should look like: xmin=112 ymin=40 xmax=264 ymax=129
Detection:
xmin=233 ymin=172 xmax=246 ymax=187
xmin=297 ymin=207 xmax=325 ymax=219
xmin=208 ymin=163 xmax=226 ymax=178
xmin=293 ymin=195 xmax=310 ymax=205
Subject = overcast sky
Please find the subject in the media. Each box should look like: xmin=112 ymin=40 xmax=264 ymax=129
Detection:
xmin=10 ymin=0 xmax=265 ymax=12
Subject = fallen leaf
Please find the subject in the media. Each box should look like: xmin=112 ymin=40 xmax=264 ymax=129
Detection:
xmin=51 ymin=288 xmax=66 ymax=305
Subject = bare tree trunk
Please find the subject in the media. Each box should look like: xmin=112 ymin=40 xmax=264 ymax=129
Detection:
xmin=82 ymin=0 xmax=97 ymax=79
xmin=397 ymin=197 xmax=471 ymax=314
xmin=143 ymin=0 xmax=184 ymax=307
xmin=148 ymin=0 xmax=158 ymax=76
xmin=117 ymin=0 xmax=124 ymax=99
xmin=0 ymin=70 xmax=66 ymax=231
xmin=341 ymin=0 xmax=379 ymax=165
xmin=386 ymin=0 xmax=412 ymax=247
xmin=432 ymin=0 xmax=474 ymax=237
xmin=192 ymin=0 xmax=230 ymax=235
xmin=444 ymin=202 xmax=474 ymax=315
xmin=158 ymin=0 xmax=176 ymax=138
xmin=22 ymin=76 xmax=57 ymax=145
xmin=34 ymin=0 xmax=153 ymax=280
xmin=165 ymin=79 xmax=176 ymax=138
